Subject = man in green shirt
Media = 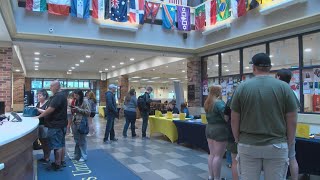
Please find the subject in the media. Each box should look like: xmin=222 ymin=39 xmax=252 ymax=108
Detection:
xmin=231 ymin=53 xmax=298 ymax=180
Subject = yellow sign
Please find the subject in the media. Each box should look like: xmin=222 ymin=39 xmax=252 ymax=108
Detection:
xmin=201 ymin=114 xmax=207 ymax=124
xmin=155 ymin=110 xmax=162 ymax=117
xmin=296 ymin=123 xmax=310 ymax=139
xmin=166 ymin=111 xmax=173 ymax=119
xmin=179 ymin=113 xmax=186 ymax=120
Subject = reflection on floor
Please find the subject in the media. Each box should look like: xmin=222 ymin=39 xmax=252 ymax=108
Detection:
xmin=34 ymin=116 xmax=319 ymax=180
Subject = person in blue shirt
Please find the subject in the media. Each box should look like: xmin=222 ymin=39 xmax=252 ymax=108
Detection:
xmin=180 ymin=102 xmax=190 ymax=118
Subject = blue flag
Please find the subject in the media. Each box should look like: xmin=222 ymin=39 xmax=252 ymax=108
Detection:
xmin=71 ymin=0 xmax=90 ymax=19
xmin=111 ymin=0 xmax=128 ymax=22
xmin=162 ymin=4 xmax=176 ymax=30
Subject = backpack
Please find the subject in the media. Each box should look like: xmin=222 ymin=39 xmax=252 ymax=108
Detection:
xmin=137 ymin=94 xmax=147 ymax=111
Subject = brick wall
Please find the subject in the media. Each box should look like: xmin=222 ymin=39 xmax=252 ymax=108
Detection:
xmin=13 ymin=73 xmax=25 ymax=104
xmin=187 ymin=57 xmax=202 ymax=107
xmin=118 ymin=75 xmax=129 ymax=104
xmin=25 ymin=77 xmax=31 ymax=91
xmin=99 ymin=80 xmax=108 ymax=106
xmin=0 ymin=47 xmax=12 ymax=112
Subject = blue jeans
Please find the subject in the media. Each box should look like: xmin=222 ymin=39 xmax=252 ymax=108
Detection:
xmin=123 ymin=110 xmax=137 ymax=137
xmin=104 ymin=114 xmax=115 ymax=141
xmin=47 ymin=127 xmax=66 ymax=150
xmin=72 ymin=124 xmax=87 ymax=160
xmin=141 ymin=111 xmax=149 ymax=137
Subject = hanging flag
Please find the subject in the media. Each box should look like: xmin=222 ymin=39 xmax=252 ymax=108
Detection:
xmin=48 ymin=0 xmax=71 ymax=16
xmin=162 ymin=4 xmax=176 ymax=30
xmin=110 ymin=0 xmax=127 ymax=22
xmin=129 ymin=0 xmax=145 ymax=24
xmin=163 ymin=0 xmax=187 ymax=6
xmin=246 ymin=0 xmax=260 ymax=11
xmin=231 ymin=0 xmax=246 ymax=18
xmin=177 ymin=6 xmax=191 ymax=31
xmin=71 ymin=0 xmax=90 ymax=18
xmin=195 ymin=4 xmax=205 ymax=30
xmin=205 ymin=0 xmax=216 ymax=26
xmin=92 ymin=0 xmax=109 ymax=19
xmin=144 ymin=2 xmax=160 ymax=23
xmin=26 ymin=0 xmax=46 ymax=12
xmin=217 ymin=0 xmax=231 ymax=21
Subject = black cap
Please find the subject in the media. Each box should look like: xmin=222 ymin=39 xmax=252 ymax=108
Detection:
xmin=249 ymin=53 xmax=271 ymax=67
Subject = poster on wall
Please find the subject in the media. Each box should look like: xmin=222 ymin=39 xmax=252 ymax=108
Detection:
xmin=313 ymin=95 xmax=320 ymax=113
xmin=203 ymin=79 xmax=208 ymax=95
xmin=188 ymin=84 xmax=195 ymax=100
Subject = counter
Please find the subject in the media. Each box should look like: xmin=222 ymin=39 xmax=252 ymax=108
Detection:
xmin=0 ymin=113 xmax=39 ymax=180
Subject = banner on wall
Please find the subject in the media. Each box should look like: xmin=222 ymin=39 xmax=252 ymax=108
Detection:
xmin=205 ymin=0 xmax=217 ymax=26
xmin=162 ymin=4 xmax=177 ymax=30
xmin=144 ymin=2 xmax=161 ymax=23
xmin=71 ymin=0 xmax=90 ymax=19
xmin=195 ymin=4 xmax=206 ymax=30
xmin=203 ymin=79 xmax=208 ymax=95
xmin=217 ymin=0 xmax=231 ymax=21
xmin=129 ymin=0 xmax=145 ymax=24
xmin=47 ymin=0 xmax=70 ymax=16
xmin=26 ymin=0 xmax=47 ymax=12
xmin=92 ymin=0 xmax=109 ymax=19
xmin=177 ymin=6 xmax=191 ymax=31
xmin=231 ymin=0 xmax=246 ymax=18
xmin=110 ymin=0 xmax=128 ymax=22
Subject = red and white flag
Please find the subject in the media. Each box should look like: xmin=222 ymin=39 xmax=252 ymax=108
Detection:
xmin=163 ymin=0 xmax=187 ymax=6
xmin=48 ymin=0 xmax=70 ymax=16
xmin=92 ymin=0 xmax=108 ymax=19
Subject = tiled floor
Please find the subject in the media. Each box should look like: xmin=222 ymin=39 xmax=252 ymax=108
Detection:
xmin=34 ymin=115 xmax=320 ymax=180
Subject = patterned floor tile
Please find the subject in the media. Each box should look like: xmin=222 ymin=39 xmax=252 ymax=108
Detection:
xmin=128 ymin=164 xmax=151 ymax=173
xmin=131 ymin=156 xmax=152 ymax=163
xmin=111 ymin=152 xmax=129 ymax=159
xmin=166 ymin=159 xmax=189 ymax=167
xmin=145 ymin=149 xmax=162 ymax=155
xmin=165 ymin=152 xmax=185 ymax=159
xmin=153 ymin=169 xmax=180 ymax=180
xmin=192 ymin=163 xmax=208 ymax=171
xmin=117 ymin=147 xmax=132 ymax=153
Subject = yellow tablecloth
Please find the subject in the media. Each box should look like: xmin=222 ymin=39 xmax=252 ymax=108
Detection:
xmin=98 ymin=106 xmax=105 ymax=117
xmin=148 ymin=116 xmax=191 ymax=143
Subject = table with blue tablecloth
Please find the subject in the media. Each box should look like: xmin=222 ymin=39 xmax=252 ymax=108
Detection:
xmin=296 ymin=137 xmax=320 ymax=175
xmin=173 ymin=120 xmax=209 ymax=153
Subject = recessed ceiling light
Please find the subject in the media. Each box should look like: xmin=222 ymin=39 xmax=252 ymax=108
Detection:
xmin=68 ymin=70 xmax=72 ymax=72
xmin=147 ymin=80 xmax=155 ymax=83
xmin=215 ymin=64 xmax=219 ymax=67
xmin=35 ymin=69 xmax=38 ymax=71
xmin=34 ymin=57 xmax=39 ymax=60
xmin=15 ymin=69 xmax=20 ymax=72
xmin=71 ymin=67 xmax=75 ymax=69
xmin=305 ymin=48 xmax=312 ymax=52
xmin=245 ymin=66 xmax=250 ymax=69
xmin=207 ymin=68 xmax=210 ymax=70
xmin=182 ymin=62 xmax=185 ymax=64
xmin=99 ymin=71 xmax=102 ymax=73
xmin=67 ymin=72 xmax=72 ymax=75
xmin=86 ymin=55 xmax=91 ymax=58
xmin=169 ymin=78 xmax=178 ymax=80
xmin=132 ymin=76 xmax=141 ymax=79
xmin=34 ymin=62 xmax=39 ymax=64
xmin=182 ymin=70 xmax=186 ymax=73
xmin=34 ymin=52 xmax=40 ymax=55
xmin=269 ymin=55 xmax=273 ymax=58
xmin=162 ymin=81 xmax=169 ymax=83
xmin=224 ymin=65 xmax=227 ymax=68
xmin=221 ymin=53 xmax=224 ymax=56
xmin=105 ymin=68 xmax=108 ymax=71
xmin=173 ymin=80 xmax=181 ymax=82
xmin=130 ymin=58 xmax=135 ymax=61
xmin=238 ymin=61 xmax=240 ymax=63
xmin=151 ymin=77 xmax=160 ymax=79
xmin=80 ymin=60 xmax=85 ymax=63
xmin=271 ymin=63 xmax=274 ymax=66
xmin=152 ymin=69 xmax=155 ymax=71
xmin=112 ymin=66 xmax=116 ymax=68
xmin=226 ymin=69 xmax=230 ymax=72
xmin=141 ymin=79 xmax=149 ymax=81
xmin=34 ymin=66 xmax=39 ymax=68
xmin=131 ymin=80 xmax=138 ymax=82
xmin=120 ymin=62 xmax=124 ymax=65
xmin=75 ymin=64 xmax=79 ymax=66
xmin=166 ymin=66 xmax=168 ymax=68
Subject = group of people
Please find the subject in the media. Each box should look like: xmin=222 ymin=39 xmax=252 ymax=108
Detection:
xmin=35 ymin=80 xmax=97 ymax=170
xmin=205 ymin=53 xmax=299 ymax=180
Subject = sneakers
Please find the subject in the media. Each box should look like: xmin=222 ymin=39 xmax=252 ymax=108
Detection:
xmin=104 ymin=140 xmax=111 ymax=144
xmin=111 ymin=138 xmax=118 ymax=141
xmin=78 ymin=158 xmax=86 ymax=162
xmin=46 ymin=162 xmax=62 ymax=171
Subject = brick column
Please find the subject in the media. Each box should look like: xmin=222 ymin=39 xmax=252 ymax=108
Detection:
xmin=118 ymin=75 xmax=129 ymax=104
xmin=25 ymin=77 xmax=31 ymax=91
xmin=98 ymin=80 xmax=108 ymax=106
xmin=187 ymin=56 xmax=202 ymax=107
xmin=0 ymin=47 xmax=12 ymax=112
xmin=12 ymin=73 xmax=25 ymax=111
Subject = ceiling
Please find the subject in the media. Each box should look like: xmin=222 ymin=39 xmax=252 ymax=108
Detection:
xmin=13 ymin=41 xmax=188 ymax=75
xmin=0 ymin=13 xmax=11 ymax=42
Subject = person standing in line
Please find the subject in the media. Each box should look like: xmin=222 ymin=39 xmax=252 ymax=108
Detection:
xmin=71 ymin=89 xmax=91 ymax=162
xmin=123 ymin=89 xmax=138 ymax=138
xmin=37 ymin=80 xmax=68 ymax=170
xmin=204 ymin=85 xmax=228 ymax=180
xmin=231 ymin=53 xmax=298 ymax=180
xmin=87 ymin=92 xmax=97 ymax=136
xmin=140 ymin=86 xmax=153 ymax=139
xmin=276 ymin=69 xmax=300 ymax=180
xmin=36 ymin=89 xmax=50 ymax=164
xmin=103 ymin=84 xmax=118 ymax=144
xmin=66 ymin=92 xmax=75 ymax=136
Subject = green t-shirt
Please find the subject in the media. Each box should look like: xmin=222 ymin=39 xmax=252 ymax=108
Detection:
xmin=206 ymin=99 xmax=226 ymax=125
xmin=231 ymin=76 xmax=298 ymax=145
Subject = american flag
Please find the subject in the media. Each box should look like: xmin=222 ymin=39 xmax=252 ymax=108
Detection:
xmin=163 ymin=0 xmax=187 ymax=6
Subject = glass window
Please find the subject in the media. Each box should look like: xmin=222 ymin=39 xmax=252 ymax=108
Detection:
xmin=206 ymin=55 xmax=219 ymax=78
xmin=67 ymin=81 xmax=75 ymax=88
xmin=303 ymin=32 xmax=320 ymax=67
xmin=83 ymin=81 xmax=90 ymax=88
xmin=221 ymin=50 xmax=240 ymax=76
xmin=79 ymin=81 xmax=84 ymax=88
xmin=43 ymin=80 xmax=51 ymax=89
xmin=220 ymin=76 xmax=241 ymax=102
xmin=31 ymin=80 xmax=43 ymax=89
xmin=243 ymin=44 xmax=266 ymax=74
xmin=270 ymin=37 xmax=299 ymax=70
xmin=74 ymin=80 xmax=79 ymax=88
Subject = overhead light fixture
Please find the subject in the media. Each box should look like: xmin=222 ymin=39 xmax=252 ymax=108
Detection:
xmin=15 ymin=69 xmax=20 ymax=72
xmin=151 ymin=77 xmax=160 ymax=79
xmin=162 ymin=81 xmax=169 ymax=83
xmin=207 ymin=68 xmax=210 ymax=70
xmin=166 ymin=66 xmax=169 ymax=68
xmin=305 ymin=48 xmax=312 ymax=52
xmin=71 ymin=67 xmax=75 ymax=69
xmin=215 ymin=64 xmax=219 ymax=67
xmin=221 ymin=53 xmax=224 ymax=56
xmin=34 ymin=52 xmax=40 ymax=55
xmin=182 ymin=62 xmax=185 ymax=64
xmin=152 ymin=69 xmax=155 ymax=71
xmin=245 ymin=66 xmax=250 ymax=69
xmin=269 ymin=55 xmax=274 ymax=58
xmin=141 ymin=79 xmax=149 ymax=81
xmin=80 ymin=60 xmax=85 ymax=63
xmin=120 ymin=62 xmax=124 ymax=65
xmin=75 ymin=64 xmax=79 ymax=66
xmin=182 ymin=70 xmax=186 ymax=73
xmin=34 ymin=62 xmax=39 ymax=64
xmin=34 ymin=66 xmax=39 ymax=68
xmin=131 ymin=80 xmax=139 ymax=82
xmin=35 ymin=68 xmax=39 ymax=71
xmin=169 ymin=78 xmax=178 ymax=80
xmin=130 ymin=58 xmax=135 ymax=61
xmin=238 ymin=61 xmax=240 ymax=63
xmin=271 ymin=63 xmax=274 ymax=66
xmin=224 ymin=65 xmax=227 ymax=68
xmin=68 ymin=70 xmax=72 ymax=72
xmin=132 ymin=76 xmax=141 ymax=79
xmin=99 ymin=70 xmax=102 ymax=73
xmin=35 ymin=57 xmax=39 ymax=60
xmin=112 ymin=66 xmax=116 ymax=68
xmin=225 ymin=69 xmax=230 ymax=72
xmin=67 ymin=72 xmax=72 ymax=75
xmin=105 ymin=68 xmax=108 ymax=71
xmin=173 ymin=80 xmax=181 ymax=82
xmin=147 ymin=80 xmax=155 ymax=83
xmin=86 ymin=55 xmax=91 ymax=58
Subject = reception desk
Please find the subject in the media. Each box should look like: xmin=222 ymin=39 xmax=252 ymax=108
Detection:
xmin=0 ymin=113 xmax=39 ymax=180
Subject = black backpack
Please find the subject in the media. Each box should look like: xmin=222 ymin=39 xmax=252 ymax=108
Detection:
xmin=137 ymin=94 xmax=147 ymax=111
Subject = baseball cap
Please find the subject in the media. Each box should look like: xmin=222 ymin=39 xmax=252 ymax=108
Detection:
xmin=249 ymin=53 xmax=272 ymax=67
xmin=108 ymin=84 xmax=117 ymax=89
